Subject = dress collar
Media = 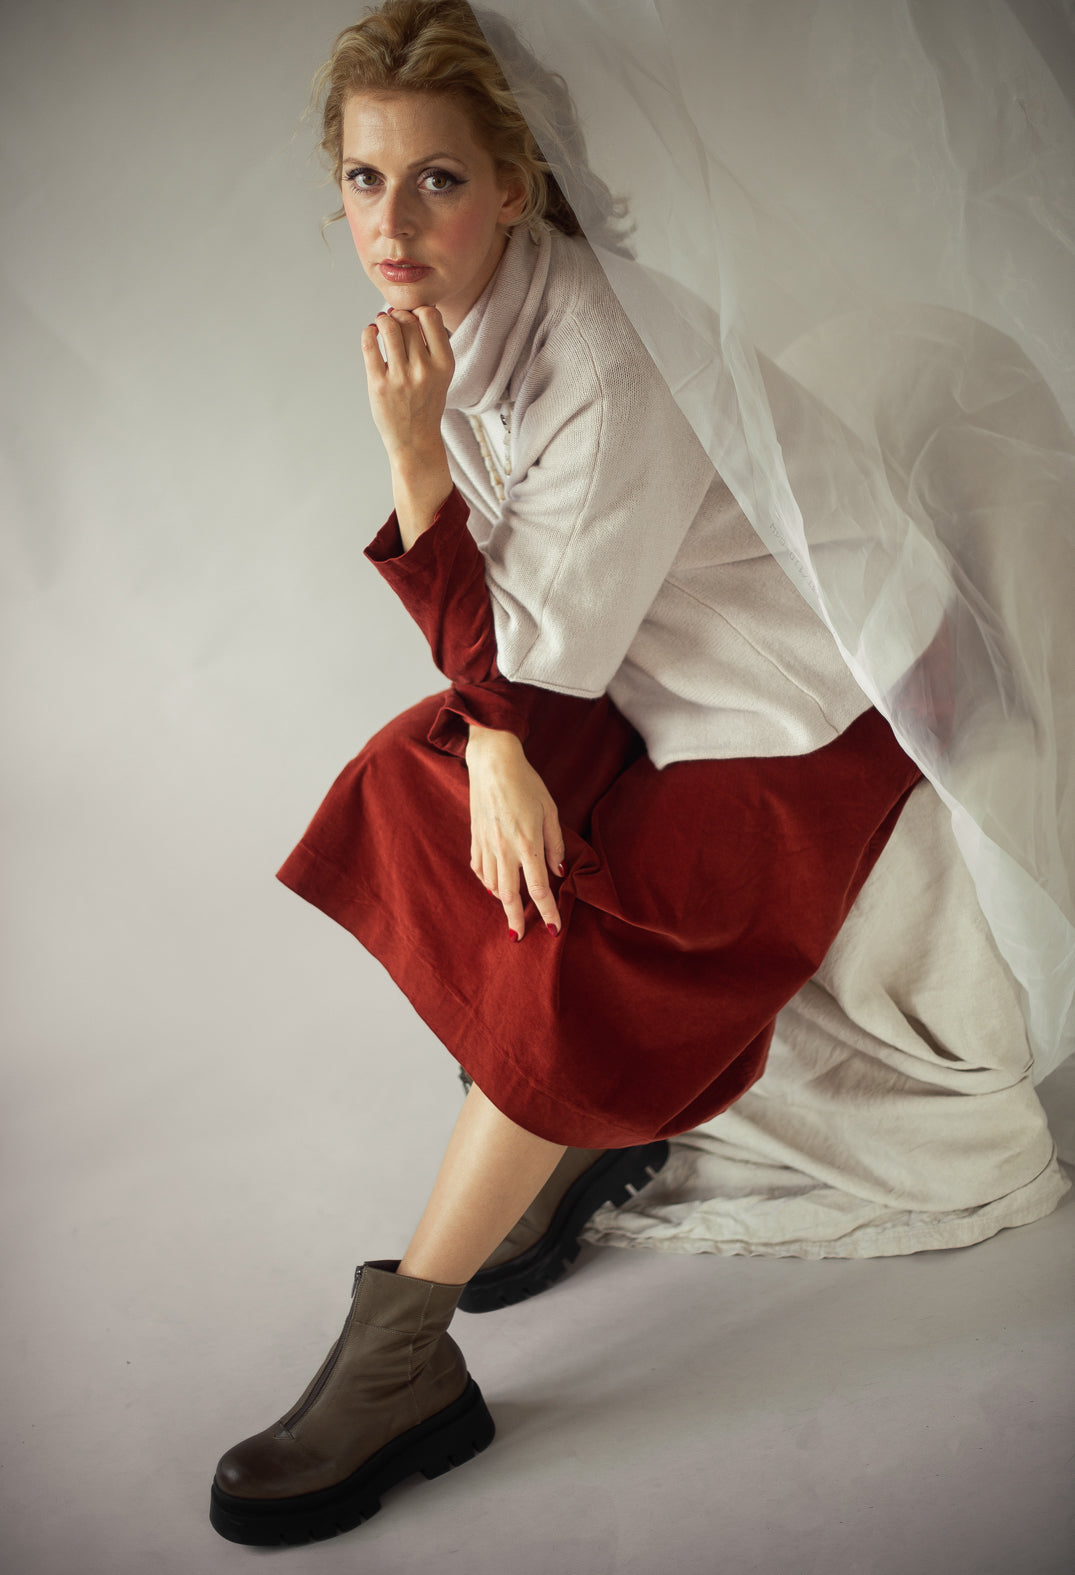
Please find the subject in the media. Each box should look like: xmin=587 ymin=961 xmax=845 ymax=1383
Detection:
xmin=445 ymin=228 xmax=551 ymax=414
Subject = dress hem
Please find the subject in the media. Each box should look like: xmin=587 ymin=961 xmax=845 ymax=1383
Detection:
xmin=275 ymin=838 xmax=686 ymax=1148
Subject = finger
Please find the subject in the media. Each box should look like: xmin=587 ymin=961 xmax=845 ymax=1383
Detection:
xmin=543 ymin=811 xmax=566 ymax=881
xmin=471 ymin=845 xmax=497 ymax=900
xmin=374 ymin=310 xmax=409 ymax=363
xmin=361 ymin=322 xmax=387 ymax=375
xmin=470 ymin=831 xmax=500 ymax=897
xmin=497 ymin=867 xmax=526 ymax=941
xmin=411 ymin=304 xmax=452 ymax=364
xmin=384 ymin=306 xmax=427 ymax=347
xmin=393 ymin=308 xmax=441 ymax=371
xmin=520 ymin=850 xmax=562 ymax=936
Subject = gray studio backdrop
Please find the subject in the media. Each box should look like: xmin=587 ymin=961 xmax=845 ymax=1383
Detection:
xmin=3 ymin=6 xmax=1075 ymax=1572
xmin=3 ymin=0 xmax=473 ymax=1544
xmin=4 ymin=0 xmax=454 ymax=1134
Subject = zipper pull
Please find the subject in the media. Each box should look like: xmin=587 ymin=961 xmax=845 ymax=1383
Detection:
xmin=351 ymin=1265 xmax=364 ymax=1298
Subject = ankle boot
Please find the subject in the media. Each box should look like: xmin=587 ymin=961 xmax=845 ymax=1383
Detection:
xmin=209 ymin=1259 xmax=494 ymax=1546
xmin=459 ymin=1141 xmax=670 ymax=1313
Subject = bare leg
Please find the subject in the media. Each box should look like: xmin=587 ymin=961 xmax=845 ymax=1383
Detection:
xmin=398 ymin=1083 xmax=566 ymax=1284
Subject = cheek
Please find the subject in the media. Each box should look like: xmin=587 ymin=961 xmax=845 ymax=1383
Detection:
xmin=437 ymin=206 xmax=496 ymax=257
xmin=345 ymin=206 xmax=373 ymax=262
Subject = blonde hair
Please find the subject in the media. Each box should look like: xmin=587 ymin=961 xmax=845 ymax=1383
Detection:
xmin=310 ymin=0 xmax=631 ymax=251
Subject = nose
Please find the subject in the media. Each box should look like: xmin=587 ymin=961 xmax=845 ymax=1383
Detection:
xmin=379 ymin=183 xmax=418 ymax=239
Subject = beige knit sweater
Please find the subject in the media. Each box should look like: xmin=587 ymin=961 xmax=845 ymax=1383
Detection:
xmin=441 ymin=228 xmax=870 ymax=765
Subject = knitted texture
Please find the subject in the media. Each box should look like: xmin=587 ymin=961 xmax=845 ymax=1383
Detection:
xmin=439 ymin=229 xmax=870 ymax=765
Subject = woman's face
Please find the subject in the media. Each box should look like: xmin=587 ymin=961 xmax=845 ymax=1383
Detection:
xmin=341 ymin=91 xmax=526 ymax=332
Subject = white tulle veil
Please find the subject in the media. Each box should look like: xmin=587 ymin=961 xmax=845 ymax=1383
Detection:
xmin=475 ymin=0 xmax=1075 ymax=1078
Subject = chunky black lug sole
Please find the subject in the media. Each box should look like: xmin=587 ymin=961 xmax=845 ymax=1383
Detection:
xmin=459 ymin=1140 xmax=670 ymax=1314
xmin=209 ymin=1376 xmax=495 ymax=1546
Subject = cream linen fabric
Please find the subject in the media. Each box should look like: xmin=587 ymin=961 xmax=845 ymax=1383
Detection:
xmin=439 ymin=230 xmax=1069 ymax=1254
xmin=442 ymin=228 xmax=870 ymax=765
xmin=585 ymin=779 xmax=1069 ymax=1258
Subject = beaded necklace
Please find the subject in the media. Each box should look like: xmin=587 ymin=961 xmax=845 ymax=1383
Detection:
xmin=467 ymin=405 xmax=513 ymax=504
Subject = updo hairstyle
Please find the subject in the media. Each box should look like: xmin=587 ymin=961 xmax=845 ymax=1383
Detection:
xmin=310 ymin=0 xmax=631 ymax=250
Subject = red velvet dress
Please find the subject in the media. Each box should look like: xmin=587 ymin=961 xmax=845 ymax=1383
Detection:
xmin=277 ymin=488 xmax=921 ymax=1148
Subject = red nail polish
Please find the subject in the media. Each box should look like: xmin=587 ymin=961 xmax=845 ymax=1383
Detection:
xmin=508 ymin=929 xmax=519 ymax=942
xmin=548 ymin=924 xmax=560 ymax=937
xmin=557 ymin=862 xmax=566 ymax=877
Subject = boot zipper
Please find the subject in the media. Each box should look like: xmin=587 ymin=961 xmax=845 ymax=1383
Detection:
xmin=281 ymin=1267 xmax=363 ymax=1432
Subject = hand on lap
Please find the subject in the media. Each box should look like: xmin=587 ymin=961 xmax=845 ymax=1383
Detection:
xmin=466 ymin=727 xmax=564 ymax=941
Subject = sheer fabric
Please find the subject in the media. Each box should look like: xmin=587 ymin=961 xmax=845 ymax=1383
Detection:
xmin=479 ymin=0 xmax=1075 ymax=1076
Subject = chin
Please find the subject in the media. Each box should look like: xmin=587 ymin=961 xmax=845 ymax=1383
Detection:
xmin=376 ymin=279 xmax=444 ymax=308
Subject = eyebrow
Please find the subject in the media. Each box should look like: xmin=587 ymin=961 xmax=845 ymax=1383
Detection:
xmin=341 ymin=151 xmax=468 ymax=169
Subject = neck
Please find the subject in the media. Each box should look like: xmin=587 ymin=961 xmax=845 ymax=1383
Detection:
xmin=441 ymin=230 xmax=511 ymax=333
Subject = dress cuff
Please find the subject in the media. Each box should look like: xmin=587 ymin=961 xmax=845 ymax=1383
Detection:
xmin=364 ymin=485 xmax=542 ymax=756
xmin=363 ymin=485 xmax=470 ymax=574
xmin=427 ymin=682 xmax=541 ymax=759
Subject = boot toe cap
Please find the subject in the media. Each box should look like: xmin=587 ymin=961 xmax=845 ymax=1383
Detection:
xmin=214 ymin=1430 xmax=297 ymax=1499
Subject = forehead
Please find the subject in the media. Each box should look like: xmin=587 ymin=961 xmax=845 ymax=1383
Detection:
xmin=341 ymin=91 xmax=488 ymax=163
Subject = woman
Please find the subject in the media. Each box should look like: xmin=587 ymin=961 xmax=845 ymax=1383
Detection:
xmin=209 ymin=0 xmax=922 ymax=1545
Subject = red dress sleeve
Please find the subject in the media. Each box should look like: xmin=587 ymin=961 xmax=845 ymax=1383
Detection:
xmin=364 ymin=486 xmax=546 ymax=758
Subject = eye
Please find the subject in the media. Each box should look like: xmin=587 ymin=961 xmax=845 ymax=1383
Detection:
xmin=421 ymin=168 xmax=464 ymax=193
xmin=344 ymin=166 xmax=380 ymax=192
xmin=343 ymin=165 xmax=465 ymax=197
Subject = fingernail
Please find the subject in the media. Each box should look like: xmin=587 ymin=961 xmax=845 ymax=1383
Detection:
xmin=548 ymin=924 xmax=560 ymax=937
xmin=557 ymin=862 xmax=566 ymax=877
xmin=508 ymin=929 xmax=519 ymax=942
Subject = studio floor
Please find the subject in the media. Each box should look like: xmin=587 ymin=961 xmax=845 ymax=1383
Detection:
xmin=4 ymin=974 xmax=1073 ymax=1575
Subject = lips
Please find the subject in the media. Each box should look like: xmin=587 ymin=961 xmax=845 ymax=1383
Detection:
xmin=379 ymin=259 xmax=433 ymax=283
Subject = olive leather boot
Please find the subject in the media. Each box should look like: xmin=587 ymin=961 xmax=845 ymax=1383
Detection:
xmin=209 ymin=1259 xmax=494 ymax=1546
xmin=459 ymin=1141 xmax=670 ymax=1313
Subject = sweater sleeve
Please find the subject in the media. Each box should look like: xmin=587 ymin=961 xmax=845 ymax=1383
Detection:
xmin=364 ymin=486 xmax=546 ymax=759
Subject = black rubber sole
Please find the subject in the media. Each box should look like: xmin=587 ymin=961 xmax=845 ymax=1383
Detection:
xmin=458 ymin=1140 xmax=670 ymax=1314
xmin=208 ymin=1376 xmax=495 ymax=1546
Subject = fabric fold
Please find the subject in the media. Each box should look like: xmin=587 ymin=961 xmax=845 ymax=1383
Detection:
xmin=479 ymin=0 xmax=1075 ymax=1078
